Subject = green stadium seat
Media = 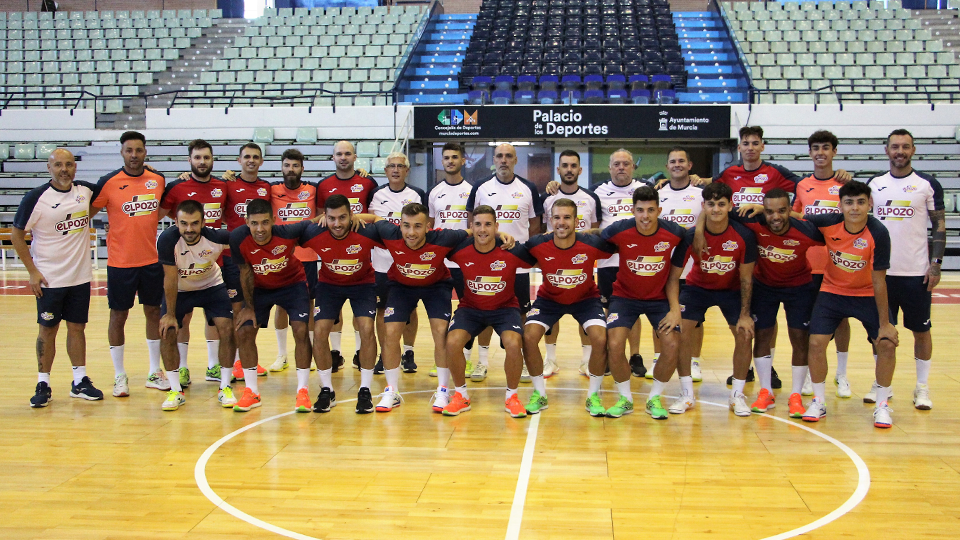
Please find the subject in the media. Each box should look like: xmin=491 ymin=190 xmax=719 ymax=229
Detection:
xmin=15 ymin=143 xmax=35 ymax=159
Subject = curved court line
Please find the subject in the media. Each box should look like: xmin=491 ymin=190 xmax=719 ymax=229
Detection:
xmin=196 ymin=389 xmax=870 ymax=540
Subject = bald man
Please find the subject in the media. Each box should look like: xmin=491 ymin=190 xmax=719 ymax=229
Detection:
xmin=12 ymin=149 xmax=104 ymax=407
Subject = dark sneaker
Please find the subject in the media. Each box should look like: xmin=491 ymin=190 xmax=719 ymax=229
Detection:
xmin=70 ymin=376 xmax=104 ymax=401
xmin=771 ymin=366 xmax=782 ymax=389
xmin=313 ymin=387 xmax=336 ymax=413
xmin=352 ymin=351 xmax=360 ymax=370
xmin=356 ymin=387 xmax=374 ymax=414
xmin=629 ymin=354 xmax=646 ymax=378
xmin=726 ymin=367 xmax=756 ymax=386
xmin=401 ymin=350 xmax=417 ymax=373
xmin=331 ymin=351 xmax=345 ymax=373
xmin=373 ymin=356 xmax=384 ymax=375
xmin=30 ymin=381 xmax=52 ymax=408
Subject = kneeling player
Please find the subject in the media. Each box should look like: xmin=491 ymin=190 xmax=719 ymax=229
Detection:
xmin=157 ymin=201 xmax=238 ymax=411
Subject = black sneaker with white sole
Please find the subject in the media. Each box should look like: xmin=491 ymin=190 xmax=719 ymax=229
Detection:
xmin=401 ymin=350 xmax=417 ymax=373
xmin=373 ymin=356 xmax=384 ymax=374
xmin=31 ymin=381 xmax=52 ymax=408
xmin=70 ymin=376 xmax=104 ymax=401
xmin=726 ymin=367 xmax=755 ymax=386
xmin=352 ymin=351 xmax=360 ymax=370
xmin=771 ymin=366 xmax=782 ymax=389
xmin=313 ymin=387 xmax=336 ymax=413
xmin=331 ymin=351 xmax=345 ymax=373
xmin=356 ymin=387 xmax=374 ymax=414
xmin=629 ymin=354 xmax=646 ymax=378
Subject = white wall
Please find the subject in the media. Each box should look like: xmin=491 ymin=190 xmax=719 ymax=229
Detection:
xmin=0 ymin=109 xmax=96 ymax=141
xmin=729 ymin=104 xmax=960 ymax=139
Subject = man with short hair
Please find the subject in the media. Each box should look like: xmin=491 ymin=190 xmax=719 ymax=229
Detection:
xmin=156 ymin=200 xmax=237 ymax=411
xmin=538 ymin=150 xmax=602 ymax=378
xmin=866 ymin=129 xmax=945 ymax=410
xmin=13 ymin=149 xmax=103 ymax=407
xmin=92 ymin=131 xmax=167 ymax=398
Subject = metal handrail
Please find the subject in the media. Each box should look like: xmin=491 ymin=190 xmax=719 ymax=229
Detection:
xmin=390 ymin=0 xmax=444 ymax=104
xmin=712 ymin=0 xmax=754 ymax=95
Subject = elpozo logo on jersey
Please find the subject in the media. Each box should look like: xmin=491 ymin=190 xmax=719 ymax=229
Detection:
xmin=179 ymin=261 xmax=213 ymax=278
xmin=830 ymin=250 xmax=866 ymax=272
xmin=546 ymin=269 xmax=587 ymax=289
xmin=203 ymin=202 xmax=222 ymax=223
xmin=804 ymin=200 xmax=839 ymax=214
xmin=56 ymin=210 xmax=89 ymax=235
xmin=348 ymin=197 xmax=363 ymax=213
xmin=495 ymin=205 xmax=521 ymax=223
xmin=606 ymin=198 xmax=633 ymax=217
xmin=876 ymin=200 xmax=914 ymax=220
xmin=732 ymin=187 xmax=763 ymax=205
xmin=253 ymin=256 xmax=287 ymax=274
xmin=664 ymin=209 xmax=696 ymax=225
xmin=121 ymin=194 xmax=159 ymax=217
xmin=234 ymin=199 xmax=251 ymax=218
xmin=397 ymin=263 xmax=436 ymax=279
xmin=758 ymin=245 xmax=797 ymax=263
xmin=326 ymin=259 xmax=362 ymax=275
xmin=700 ymin=256 xmax=736 ymax=274
xmin=627 ymin=256 xmax=666 ymax=276
xmin=468 ymin=276 xmax=506 ymax=295
xmin=278 ymin=202 xmax=311 ymax=221
xmin=438 ymin=205 xmax=469 ymax=223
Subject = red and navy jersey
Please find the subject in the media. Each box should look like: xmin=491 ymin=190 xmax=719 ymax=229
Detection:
xmin=716 ymin=161 xmax=801 ymax=206
xmin=315 ymin=173 xmax=378 ymax=214
xmin=229 ymin=222 xmax=309 ymax=289
xmin=376 ymin=224 xmax=470 ymax=286
xmin=673 ymin=221 xmax=757 ymax=291
xmin=224 ymin=178 xmax=272 ymax=231
xmin=525 ymin=233 xmax=615 ymax=303
xmin=160 ymin=176 xmax=227 ymax=228
xmin=601 ymin=218 xmax=687 ymax=300
xmin=736 ymin=216 xmax=824 ymax=288
xmin=447 ymin=238 xmax=535 ymax=310
xmin=299 ymin=220 xmax=387 ymax=286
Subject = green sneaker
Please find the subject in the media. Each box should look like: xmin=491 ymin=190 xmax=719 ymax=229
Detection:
xmin=179 ymin=367 xmax=191 ymax=387
xmin=205 ymin=365 xmax=221 ymax=382
xmin=585 ymin=392 xmax=606 ymax=417
xmin=606 ymin=396 xmax=634 ymax=418
xmin=465 ymin=359 xmax=473 ymax=377
xmin=645 ymin=395 xmax=668 ymax=420
xmin=525 ymin=390 xmax=548 ymax=414
xmin=429 ymin=366 xmax=438 ymax=377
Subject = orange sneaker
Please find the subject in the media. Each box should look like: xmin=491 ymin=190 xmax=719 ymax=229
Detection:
xmin=232 ymin=360 xmax=244 ymax=381
xmin=257 ymin=364 xmax=268 ymax=377
xmin=295 ymin=388 xmax=311 ymax=413
xmin=442 ymin=391 xmax=471 ymax=416
xmin=505 ymin=393 xmax=527 ymax=418
xmin=751 ymin=388 xmax=776 ymax=413
xmin=233 ymin=387 xmax=261 ymax=412
xmin=788 ymin=393 xmax=804 ymax=418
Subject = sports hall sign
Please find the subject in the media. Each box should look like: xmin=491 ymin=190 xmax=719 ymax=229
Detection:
xmin=413 ymin=105 xmax=731 ymax=140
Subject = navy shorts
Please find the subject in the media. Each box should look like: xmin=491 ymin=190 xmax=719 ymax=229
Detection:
xmin=886 ymin=275 xmax=932 ymax=332
xmin=606 ymin=295 xmax=673 ymax=332
xmin=526 ymin=296 xmax=606 ymax=331
xmin=679 ymin=284 xmax=742 ymax=326
xmin=37 ymin=283 xmax=90 ymax=326
xmin=375 ymin=271 xmax=389 ymax=309
xmin=220 ymin=257 xmax=242 ymax=303
xmin=302 ymin=260 xmax=319 ymax=298
xmin=450 ymin=267 xmax=466 ymax=300
xmin=597 ymin=266 xmax=618 ymax=309
xmin=751 ymin=279 xmax=816 ymax=331
xmin=515 ymin=272 xmax=531 ymax=311
xmin=162 ymin=284 xmax=234 ymax=328
xmin=449 ymin=306 xmax=523 ymax=338
xmin=253 ymin=282 xmax=310 ymax=328
xmin=809 ymin=291 xmax=880 ymax=342
xmin=106 ymin=262 xmax=164 ymax=310
xmin=314 ymin=282 xmax=377 ymax=321
xmin=384 ymin=280 xmax=453 ymax=323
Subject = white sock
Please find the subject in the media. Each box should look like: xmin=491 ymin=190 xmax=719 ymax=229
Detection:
xmin=403 ymin=344 xmax=414 ymax=354
xmin=437 ymin=367 xmax=451 ymax=388
xmin=360 ymin=368 xmax=373 ymax=389
xmin=457 ymin=384 xmax=469 ymax=400
xmin=72 ymin=365 xmax=86 ymax=384
xmin=330 ymin=331 xmax=341 ymax=351
xmin=531 ymin=374 xmax=546 ymax=396
xmin=166 ymin=370 xmax=182 ymax=393
xmin=792 ymin=365 xmax=808 ymax=394
xmin=177 ymin=342 xmax=189 ymax=369
xmin=385 ymin=367 xmax=400 ymax=391
xmin=479 ymin=345 xmax=490 ymax=366
xmin=545 ymin=343 xmax=556 ymax=361
xmin=463 ymin=347 xmax=471 ymax=361
xmin=615 ymin=380 xmax=632 ymax=400
xmin=875 ymin=384 xmax=891 ymax=405
xmin=309 ymin=331 xmax=315 ymax=347
xmin=588 ymin=373 xmax=603 ymax=394
xmin=276 ymin=328 xmax=288 ymax=355
xmin=813 ymin=382 xmax=826 ymax=402
xmin=836 ymin=351 xmax=849 ymax=376
xmin=146 ymin=339 xmax=161 ymax=374
xmin=680 ymin=375 xmax=694 ymax=396
xmin=110 ymin=345 xmax=126 ymax=376
xmin=755 ymin=355 xmax=773 ymax=391
xmin=650 ymin=379 xmax=665 ymax=397
xmin=354 ymin=331 xmax=361 ymax=352
xmin=296 ymin=368 xmax=310 ymax=390
xmin=505 ymin=388 xmax=517 ymax=400
xmin=244 ymin=368 xmax=258 ymax=393
xmin=206 ymin=340 xmax=219 ymax=369
xmin=318 ymin=368 xmax=333 ymax=389
xmin=732 ymin=378 xmax=745 ymax=395
xmin=582 ymin=345 xmax=592 ymax=364
xmin=220 ymin=376 xmax=230 ymax=390
xmin=916 ymin=358 xmax=931 ymax=385
xmin=38 ymin=372 xmax=51 ymax=384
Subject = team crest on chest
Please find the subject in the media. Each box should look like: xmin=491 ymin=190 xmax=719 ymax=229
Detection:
xmin=571 ymin=253 xmax=588 ymax=264
xmin=297 ymin=191 xmax=311 ymax=200
xmin=420 ymin=252 xmax=437 ymax=261
xmin=351 ymin=184 xmax=363 ymax=193
xmin=257 ymin=188 xmax=267 ymax=197
xmin=654 ymin=241 xmax=671 ymax=252
xmin=853 ymin=238 xmax=868 ymax=250
xmin=199 ymin=249 xmax=213 ymax=258
xmin=828 ymin=185 xmax=840 ymax=195
xmin=904 ymin=185 xmax=918 ymax=193
xmin=490 ymin=260 xmax=506 ymax=271
xmin=346 ymin=244 xmax=362 ymax=255
xmin=145 ymin=180 xmax=158 ymax=189
xmin=783 ymin=239 xmax=800 ymax=246
xmin=722 ymin=240 xmax=739 ymax=251
xmin=683 ymin=194 xmax=696 ymax=202
xmin=211 ymin=188 xmax=223 ymax=198
xmin=754 ymin=174 xmax=769 ymax=184
xmin=271 ymin=244 xmax=288 ymax=255
xmin=511 ymin=191 xmax=524 ymax=199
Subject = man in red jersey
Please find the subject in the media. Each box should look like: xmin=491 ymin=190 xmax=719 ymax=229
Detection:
xmin=599 ymin=186 xmax=686 ymax=420
xmin=230 ymin=199 xmax=313 ymax=413
xmin=441 ymin=205 xmax=536 ymax=418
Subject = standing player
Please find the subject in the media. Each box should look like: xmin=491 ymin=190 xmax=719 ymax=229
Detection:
xmin=792 ymin=130 xmax=851 ymax=397
xmin=538 ymin=150 xmax=601 ymax=377
xmin=441 ymin=205 xmax=536 ymax=418
xmin=599 ymin=186 xmax=686 ymax=419
xmin=465 ymin=143 xmax=543 ymax=380
xmin=315 ymin=141 xmax=379 ymax=369
xmin=156 ymin=201 xmax=237 ymax=411
xmin=671 ymin=182 xmax=757 ymax=417
xmin=13 ymin=149 xmax=103 ymax=407
xmin=369 ymin=152 xmax=426 ymax=374
xmin=867 ymin=129 xmax=945 ymax=410
xmin=92 ymin=131 xmax=166 ymax=398
xmin=799 ymin=181 xmax=898 ymax=428
xmin=523 ymin=198 xmax=614 ymax=415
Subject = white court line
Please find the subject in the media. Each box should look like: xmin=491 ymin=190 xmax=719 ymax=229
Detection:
xmin=505 ymin=412 xmax=541 ymax=540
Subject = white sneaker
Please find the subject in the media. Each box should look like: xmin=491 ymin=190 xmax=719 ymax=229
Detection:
xmin=470 ymin=362 xmax=488 ymax=382
xmin=113 ymin=373 xmax=130 ymax=397
xmin=543 ymin=358 xmax=560 ymax=378
xmin=375 ymin=386 xmax=402 ymax=412
xmin=520 ymin=364 xmax=531 ymax=383
xmin=802 ymin=399 xmax=827 ymax=422
xmin=835 ymin=375 xmax=852 ymax=398
xmin=645 ymin=360 xmax=656 ymax=379
xmin=729 ymin=391 xmax=751 ymax=417
xmin=145 ymin=370 xmax=171 ymax=391
xmin=668 ymin=393 xmax=696 ymax=414
xmin=913 ymin=383 xmax=933 ymax=410
xmin=161 ymin=390 xmax=185 ymax=411
xmin=690 ymin=361 xmax=702 ymax=382
xmin=801 ymin=372 xmax=814 ymax=396
xmin=218 ymin=386 xmax=238 ymax=407
xmin=863 ymin=381 xmax=893 ymax=404
xmin=873 ymin=402 xmax=893 ymax=428
xmin=432 ymin=386 xmax=450 ymax=412
xmin=579 ymin=360 xmax=589 ymax=376
xmin=269 ymin=354 xmax=288 ymax=372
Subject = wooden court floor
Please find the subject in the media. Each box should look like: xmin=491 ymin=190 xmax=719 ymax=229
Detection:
xmin=1 ymin=269 xmax=959 ymax=540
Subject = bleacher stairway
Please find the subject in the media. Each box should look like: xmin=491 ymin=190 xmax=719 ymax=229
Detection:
xmin=397 ymin=13 xmax=475 ymax=104
xmin=674 ymin=11 xmax=748 ymax=102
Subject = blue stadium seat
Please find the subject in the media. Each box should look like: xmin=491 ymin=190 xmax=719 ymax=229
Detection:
xmin=584 ymin=74 xmax=604 ymax=90
xmin=583 ymin=89 xmax=605 ymax=103
xmin=629 ymin=74 xmax=649 ymax=91
xmin=654 ymin=88 xmax=677 ymax=104
xmin=494 ymin=76 xmax=515 ymax=91
xmin=515 ymin=90 xmax=536 ymax=104
xmin=539 ymin=75 xmax=559 ymax=91
xmin=630 ymin=89 xmax=651 ymax=104
xmin=607 ymin=89 xmax=628 ymax=104
xmin=471 ymin=76 xmax=493 ymax=92
xmin=559 ymin=89 xmax=581 ymax=103
xmin=606 ymin=74 xmax=626 ymax=90
xmin=517 ymin=75 xmax=537 ymax=91
xmin=537 ymin=90 xmax=558 ymax=104
xmin=492 ymin=90 xmax=512 ymax=104
xmin=467 ymin=90 xmax=488 ymax=104
xmin=560 ymin=75 xmax=582 ymax=91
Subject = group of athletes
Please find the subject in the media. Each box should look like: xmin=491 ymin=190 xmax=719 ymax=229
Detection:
xmin=13 ymin=125 xmax=943 ymax=428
